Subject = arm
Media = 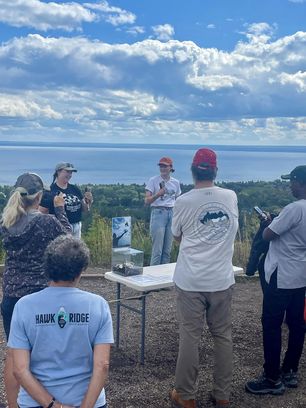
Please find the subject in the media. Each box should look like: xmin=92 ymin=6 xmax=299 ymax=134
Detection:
xmin=53 ymin=193 xmax=72 ymax=234
xmin=12 ymin=349 xmax=73 ymax=408
xmin=80 ymin=344 xmax=111 ymax=408
xmin=144 ymin=189 xmax=165 ymax=205
xmin=263 ymin=227 xmax=279 ymax=241
xmin=39 ymin=206 xmax=49 ymax=214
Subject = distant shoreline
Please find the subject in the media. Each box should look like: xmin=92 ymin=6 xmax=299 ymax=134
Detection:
xmin=1 ymin=141 xmax=306 ymax=153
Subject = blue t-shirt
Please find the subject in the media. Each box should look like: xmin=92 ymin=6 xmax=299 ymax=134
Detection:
xmin=8 ymin=287 xmax=114 ymax=408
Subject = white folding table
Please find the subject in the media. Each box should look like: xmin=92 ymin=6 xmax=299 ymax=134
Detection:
xmin=105 ymin=263 xmax=243 ymax=364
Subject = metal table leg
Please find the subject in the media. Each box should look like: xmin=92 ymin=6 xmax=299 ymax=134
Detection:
xmin=116 ymin=282 xmax=121 ymax=348
xmin=140 ymin=292 xmax=146 ymax=365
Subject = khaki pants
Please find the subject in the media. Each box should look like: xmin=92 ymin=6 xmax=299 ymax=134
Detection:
xmin=175 ymin=285 xmax=233 ymax=401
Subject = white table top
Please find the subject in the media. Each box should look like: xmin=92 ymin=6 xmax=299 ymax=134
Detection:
xmin=105 ymin=263 xmax=244 ymax=292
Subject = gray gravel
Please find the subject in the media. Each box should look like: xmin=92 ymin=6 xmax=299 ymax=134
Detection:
xmin=1 ymin=274 xmax=305 ymax=408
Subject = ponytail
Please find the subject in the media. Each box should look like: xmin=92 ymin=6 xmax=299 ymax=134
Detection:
xmin=1 ymin=190 xmax=42 ymax=229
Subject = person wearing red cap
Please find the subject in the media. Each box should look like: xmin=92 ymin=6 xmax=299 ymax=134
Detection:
xmin=170 ymin=148 xmax=238 ymax=408
xmin=145 ymin=157 xmax=181 ymax=265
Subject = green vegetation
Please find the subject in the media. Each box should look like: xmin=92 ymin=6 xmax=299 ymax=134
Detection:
xmin=0 ymin=180 xmax=293 ymax=269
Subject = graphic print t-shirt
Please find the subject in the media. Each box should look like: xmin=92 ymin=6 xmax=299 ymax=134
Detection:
xmin=40 ymin=183 xmax=83 ymax=224
xmin=145 ymin=175 xmax=181 ymax=207
xmin=172 ymin=186 xmax=239 ymax=292
xmin=8 ymin=287 xmax=114 ymax=408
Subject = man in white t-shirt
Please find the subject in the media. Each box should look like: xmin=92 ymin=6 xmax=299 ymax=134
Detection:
xmin=246 ymin=166 xmax=306 ymax=396
xmin=145 ymin=157 xmax=181 ymax=265
xmin=169 ymin=148 xmax=238 ymax=408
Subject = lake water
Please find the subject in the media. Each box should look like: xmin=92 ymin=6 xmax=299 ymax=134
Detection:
xmin=0 ymin=142 xmax=306 ymax=185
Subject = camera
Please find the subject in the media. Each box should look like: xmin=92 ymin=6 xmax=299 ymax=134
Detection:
xmin=254 ymin=206 xmax=268 ymax=221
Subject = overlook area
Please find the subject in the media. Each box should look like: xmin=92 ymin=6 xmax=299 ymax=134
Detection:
xmin=1 ymin=274 xmax=304 ymax=408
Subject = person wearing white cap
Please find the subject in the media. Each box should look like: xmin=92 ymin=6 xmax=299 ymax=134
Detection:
xmin=40 ymin=162 xmax=93 ymax=238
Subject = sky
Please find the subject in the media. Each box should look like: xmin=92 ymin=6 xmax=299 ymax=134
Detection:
xmin=0 ymin=0 xmax=306 ymax=145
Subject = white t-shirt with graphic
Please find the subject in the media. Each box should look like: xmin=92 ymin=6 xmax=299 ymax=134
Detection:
xmin=172 ymin=186 xmax=239 ymax=292
xmin=145 ymin=175 xmax=181 ymax=207
xmin=8 ymin=287 xmax=114 ymax=408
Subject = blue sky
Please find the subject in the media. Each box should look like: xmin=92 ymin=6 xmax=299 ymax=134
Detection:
xmin=0 ymin=0 xmax=306 ymax=145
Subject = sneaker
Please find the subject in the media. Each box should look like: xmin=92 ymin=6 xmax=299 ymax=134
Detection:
xmin=245 ymin=373 xmax=285 ymax=395
xmin=169 ymin=389 xmax=196 ymax=408
xmin=282 ymin=370 xmax=298 ymax=388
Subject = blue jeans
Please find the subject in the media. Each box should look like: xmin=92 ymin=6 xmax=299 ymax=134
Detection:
xmin=149 ymin=207 xmax=173 ymax=265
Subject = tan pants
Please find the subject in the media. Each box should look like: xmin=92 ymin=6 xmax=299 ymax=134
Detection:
xmin=175 ymin=285 xmax=233 ymax=401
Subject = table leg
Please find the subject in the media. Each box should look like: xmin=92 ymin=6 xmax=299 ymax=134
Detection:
xmin=116 ymin=282 xmax=121 ymax=348
xmin=140 ymin=293 xmax=146 ymax=365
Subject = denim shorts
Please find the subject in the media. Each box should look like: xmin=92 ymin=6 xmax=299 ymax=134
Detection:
xmin=1 ymin=296 xmax=21 ymax=341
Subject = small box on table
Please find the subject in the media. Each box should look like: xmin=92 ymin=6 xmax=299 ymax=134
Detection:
xmin=112 ymin=247 xmax=144 ymax=276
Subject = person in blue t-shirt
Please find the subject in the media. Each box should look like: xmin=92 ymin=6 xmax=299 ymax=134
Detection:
xmin=8 ymin=235 xmax=113 ymax=408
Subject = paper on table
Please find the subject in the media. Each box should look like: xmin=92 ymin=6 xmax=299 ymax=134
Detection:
xmin=127 ymin=274 xmax=173 ymax=284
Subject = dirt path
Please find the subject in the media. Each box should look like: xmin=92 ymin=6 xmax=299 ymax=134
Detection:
xmin=1 ymin=275 xmax=305 ymax=408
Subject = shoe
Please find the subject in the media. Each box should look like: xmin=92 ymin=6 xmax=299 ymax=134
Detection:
xmin=212 ymin=398 xmax=230 ymax=407
xmin=282 ymin=370 xmax=298 ymax=388
xmin=169 ymin=389 xmax=196 ymax=408
xmin=245 ymin=373 xmax=285 ymax=395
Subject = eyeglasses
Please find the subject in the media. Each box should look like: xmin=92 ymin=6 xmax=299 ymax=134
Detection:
xmin=159 ymin=164 xmax=170 ymax=168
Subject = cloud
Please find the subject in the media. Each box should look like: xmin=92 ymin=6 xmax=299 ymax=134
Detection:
xmin=207 ymin=24 xmax=215 ymax=29
xmin=151 ymin=24 xmax=175 ymax=41
xmin=126 ymin=26 xmax=145 ymax=36
xmin=85 ymin=1 xmax=136 ymax=26
xmin=0 ymin=27 xmax=306 ymax=143
xmin=288 ymin=0 xmax=306 ymax=3
xmin=0 ymin=0 xmax=135 ymax=31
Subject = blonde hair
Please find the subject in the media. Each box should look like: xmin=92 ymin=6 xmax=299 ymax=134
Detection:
xmin=1 ymin=189 xmax=42 ymax=229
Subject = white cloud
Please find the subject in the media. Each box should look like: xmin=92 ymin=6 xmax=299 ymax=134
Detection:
xmin=0 ymin=27 xmax=306 ymax=144
xmin=126 ymin=26 xmax=145 ymax=36
xmin=85 ymin=1 xmax=136 ymax=26
xmin=207 ymin=24 xmax=215 ymax=29
xmin=288 ymin=0 xmax=306 ymax=3
xmin=152 ymin=24 xmax=175 ymax=41
xmin=0 ymin=0 xmax=135 ymax=31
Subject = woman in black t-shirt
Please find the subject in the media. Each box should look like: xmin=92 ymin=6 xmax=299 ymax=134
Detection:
xmin=39 ymin=162 xmax=93 ymax=237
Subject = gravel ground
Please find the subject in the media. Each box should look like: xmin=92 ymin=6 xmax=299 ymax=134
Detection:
xmin=0 ymin=273 xmax=305 ymax=408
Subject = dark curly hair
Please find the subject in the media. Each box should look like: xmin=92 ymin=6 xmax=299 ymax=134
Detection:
xmin=44 ymin=235 xmax=90 ymax=282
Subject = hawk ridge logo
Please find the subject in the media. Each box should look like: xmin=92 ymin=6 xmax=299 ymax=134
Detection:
xmin=57 ymin=306 xmax=67 ymax=328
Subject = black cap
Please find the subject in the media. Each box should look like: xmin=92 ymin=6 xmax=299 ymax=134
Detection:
xmin=281 ymin=166 xmax=306 ymax=183
xmin=14 ymin=173 xmax=46 ymax=196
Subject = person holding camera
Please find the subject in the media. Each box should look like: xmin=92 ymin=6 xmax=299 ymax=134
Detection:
xmin=245 ymin=166 xmax=306 ymax=395
xmin=39 ymin=162 xmax=93 ymax=238
xmin=145 ymin=157 xmax=181 ymax=265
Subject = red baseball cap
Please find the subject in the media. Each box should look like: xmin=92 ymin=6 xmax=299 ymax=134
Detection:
xmin=158 ymin=157 xmax=173 ymax=166
xmin=192 ymin=148 xmax=217 ymax=169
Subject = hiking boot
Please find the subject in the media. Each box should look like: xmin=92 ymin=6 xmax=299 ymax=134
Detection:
xmin=282 ymin=370 xmax=298 ymax=388
xmin=212 ymin=397 xmax=230 ymax=407
xmin=169 ymin=389 xmax=196 ymax=408
xmin=245 ymin=373 xmax=285 ymax=395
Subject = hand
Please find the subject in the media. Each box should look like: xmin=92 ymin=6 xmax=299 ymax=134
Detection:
xmin=84 ymin=191 xmax=93 ymax=205
xmin=53 ymin=192 xmax=66 ymax=207
xmin=157 ymin=187 xmax=166 ymax=197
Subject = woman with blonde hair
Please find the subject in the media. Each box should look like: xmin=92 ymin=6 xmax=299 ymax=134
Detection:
xmin=0 ymin=172 xmax=71 ymax=408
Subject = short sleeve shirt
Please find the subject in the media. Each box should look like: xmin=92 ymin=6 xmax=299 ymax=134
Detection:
xmin=40 ymin=183 xmax=83 ymax=224
xmin=172 ymin=186 xmax=239 ymax=292
xmin=264 ymin=199 xmax=306 ymax=289
xmin=8 ymin=287 xmax=114 ymax=408
xmin=145 ymin=175 xmax=181 ymax=207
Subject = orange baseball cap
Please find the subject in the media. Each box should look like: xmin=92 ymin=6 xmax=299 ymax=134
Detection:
xmin=158 ymin=157 xmax=173 ymax=166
